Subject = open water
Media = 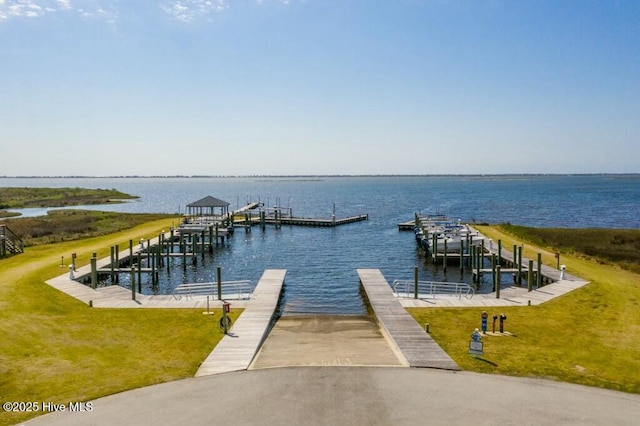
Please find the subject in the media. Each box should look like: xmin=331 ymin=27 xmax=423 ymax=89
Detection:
xmin=2 ymin=175 xmax=639 ymax=314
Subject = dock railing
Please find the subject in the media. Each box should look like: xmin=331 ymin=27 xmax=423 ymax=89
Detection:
xmin=392 ymin=279 xmax=474 ymax=299
xmin=173 ymin=280 xmax=254 ymax=300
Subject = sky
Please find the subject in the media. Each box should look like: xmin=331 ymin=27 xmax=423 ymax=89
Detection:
xmin=0 ymin=0 xmax=638 ymax=176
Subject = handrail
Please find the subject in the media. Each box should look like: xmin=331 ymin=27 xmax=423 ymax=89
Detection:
xmin=0 ymin=225 xmax=24 ymax=255
xmin=173 ymin=280 xmax=254 ymax=300
xmin=392 ymin=279 xmax=474 ymax=299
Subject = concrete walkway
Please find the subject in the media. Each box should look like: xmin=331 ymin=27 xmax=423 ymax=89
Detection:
xmin=25 ymin=368 xmax=640 ymax=426
xmin=398 ymin=278 xmax=590 ymax=308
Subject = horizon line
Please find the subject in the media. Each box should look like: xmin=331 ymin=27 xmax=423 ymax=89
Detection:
xmin=0 ymin=173 xmax=639 ymax=179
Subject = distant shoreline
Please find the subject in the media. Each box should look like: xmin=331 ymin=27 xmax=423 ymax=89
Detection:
xmin=1 ymin=173 xmax=638 ymax=179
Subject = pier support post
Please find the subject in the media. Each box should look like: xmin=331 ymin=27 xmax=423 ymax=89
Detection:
xmin=201 ymin=231 xmax=205 ymax=261
xmin=137 ymin=252 xmax=142 ymax=286
xmin=90 ymin=256 xmax=97 ymax=289
xmin=110 ymin=246 xmax=115 ymax=284
xmin=491 ymin=254 xmax=497 ymax=292
xmin=431 ymin=233 xmax=437 ymax=263
xmin=414 ymin=266 xmax=418 ymax=299
xmin=115 ymin=245 xmax=120 ymax=283
xmin=517 ymin=246 xmax=523 ymax=286
xmin=443 ymin=239 xmax=448 ymax=274
xmin=528 ymin=259 xmax=534 ymax=292
xmin=497 ymin=239 xmax=502 ymax=266
xmin=131 ymin=264 xmax=136 ymax=301
xmin=129 ymin=240 xmax=133 ymax=259
xmin=217 ymin=266 xmax=222 ymax=301
xmin=208 ymin=226 xmax=214 ymax=253
xmin=537 ymin=253 xmax=543 ymax=288
xmin=496 ymin=265 xmax=501 ymax=299
xmin=460 ymin=239 xmax=464 ymax=274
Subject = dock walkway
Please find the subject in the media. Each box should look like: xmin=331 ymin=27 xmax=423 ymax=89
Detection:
xmin=358 ymin=269 xmax=459 ymax=370
xmin=196 ymin=269 xmax=286 ymax=376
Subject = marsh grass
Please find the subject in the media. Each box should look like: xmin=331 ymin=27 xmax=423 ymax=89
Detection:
xmin=0 ymin=210 xmax=175 ymax=247
xmin=0 ymin=218 xmax=239 ymax=425
xmin=408 ymin=225 xmax=640 ymax=394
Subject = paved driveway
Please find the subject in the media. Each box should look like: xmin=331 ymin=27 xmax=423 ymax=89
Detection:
xmin=26 ymin=367 xmax=640 ymax=425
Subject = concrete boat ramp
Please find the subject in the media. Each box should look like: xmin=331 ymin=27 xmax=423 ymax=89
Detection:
xmin=45 ymin=261 xmax=591 ymax=375
xmin=46 ymin=267 xmax=460 ymax=375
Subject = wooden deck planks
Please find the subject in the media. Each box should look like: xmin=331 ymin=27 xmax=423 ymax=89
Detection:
xmin=358 ymin=269 xmax=459 ymax=371
xmin=195 ymin=269 xmax=286 ymax=377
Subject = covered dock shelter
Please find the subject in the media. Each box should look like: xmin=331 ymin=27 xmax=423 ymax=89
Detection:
xmin=186 ymin=196 xmax=230 ymax=222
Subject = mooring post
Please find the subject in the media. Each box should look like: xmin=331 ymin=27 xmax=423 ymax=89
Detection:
xmin=460 ymin=239 xmax=464 ymax=273
xmin=129 ymin=239 xmax=133 ymax=259
xmin=90 ymin=256 xmax=97 ymax=289
xmin=528 ymin=259 xmax=534 ymax=292
xmin=497 ymin=239 xmax=502 ymax=266
xmin=137 ymin=252 xmax=142 ymax=285
xmin=480 ymin=239 xmax=485 ymax=271
xmin=110 ymin=246 xmax=115 ymax=284
xmin=517 ymin=246 xmax=523 ymax=286
xmin=414 ymin=266 xmax=419 ymax=299
xmin=217 ymin=266 xmax=222 ymax=300
xmin=496 ymin=265 xmax=501 ymax=298
xmin=537 ymin=253 xmax=543 ymax=288
xmin=151 ymin=246 xmax=156 ymax=288
xmin=131 ymin=264 xmax=136 ymax=301
xmin=182 ymin=236 xmax=187 ymax=270
xmin=491 ymin=254 xmax=497 ymax=292
xmin=200 ymin=231 xmax=205 ymax=260
xmin=431 ymin=233 xmax=437 ymax=263
xmin=115 ymin=244 xmax=120 ymax=283
xmin=443 ymin=239 xmax=448 ymax=273
xmin=208 ymin=225 xmax=214 ymax=253
xmin=215 ymin=224 xmax=219 ymax=247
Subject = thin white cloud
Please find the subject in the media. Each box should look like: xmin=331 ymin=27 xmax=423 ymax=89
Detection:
xmin=0 ymin=0 xmax=295 ymax=23
xmin=0 ymin=0 xmax=117 ymax=22
xmin=159 ymin=0 xmax=228 ymax=23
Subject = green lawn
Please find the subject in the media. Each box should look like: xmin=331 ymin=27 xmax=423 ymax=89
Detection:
xmin=408 ymin=225 xmax=640 ymax=394
xmin=0 ymin=218 xmax=239 ymax=425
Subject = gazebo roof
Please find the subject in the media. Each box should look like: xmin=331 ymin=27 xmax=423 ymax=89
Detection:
xmin=187 ymin=196 xmax=230 ymax=208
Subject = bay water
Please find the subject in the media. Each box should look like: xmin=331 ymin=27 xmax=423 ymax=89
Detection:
xmin=2 ymin=175 xmax=639 ymax=314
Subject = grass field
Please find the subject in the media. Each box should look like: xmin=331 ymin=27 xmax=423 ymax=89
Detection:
xmin=0 ymin=217 xmax=239 ymax=425
xmin=1 ymin=217 xmax=639 ymax=424
xmin=408 ymin=224 xmax=640 ymax=394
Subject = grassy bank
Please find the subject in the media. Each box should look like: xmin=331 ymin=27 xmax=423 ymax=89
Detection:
xmin=0 ymin=217 xmax=239 ymax=425
xmin=408 ymin=225 xmax=640 ymax=394
xmin=1 ymin=210 xmax=176 ymax=247
xmin=0 ymin=187 xmax=137 ymax=210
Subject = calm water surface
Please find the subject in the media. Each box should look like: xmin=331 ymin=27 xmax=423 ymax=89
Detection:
xmin=3 ymin=175 xmax=639 ymax=314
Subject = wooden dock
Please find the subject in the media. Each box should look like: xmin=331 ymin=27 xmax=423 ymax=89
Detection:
xmin=238 ymin=214 xmax=368 ymax=228
xmin=196 ymin=269 xmax=286 ymax=376
xmin=358 ymin=269 xmax=459 ymax=370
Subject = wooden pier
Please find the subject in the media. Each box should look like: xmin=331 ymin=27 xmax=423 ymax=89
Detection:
xmin=358 ymin=269 xmax=459 ymax=370
xmin=196 ymin=269 xmax=286 ymax=376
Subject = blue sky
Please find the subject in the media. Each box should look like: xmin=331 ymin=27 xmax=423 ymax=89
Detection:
xmin=1 ymin=0 xmax=638 ymax=176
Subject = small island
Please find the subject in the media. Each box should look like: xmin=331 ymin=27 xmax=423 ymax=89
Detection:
xmin=0 ymin=187 xmax=138 ymax=218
